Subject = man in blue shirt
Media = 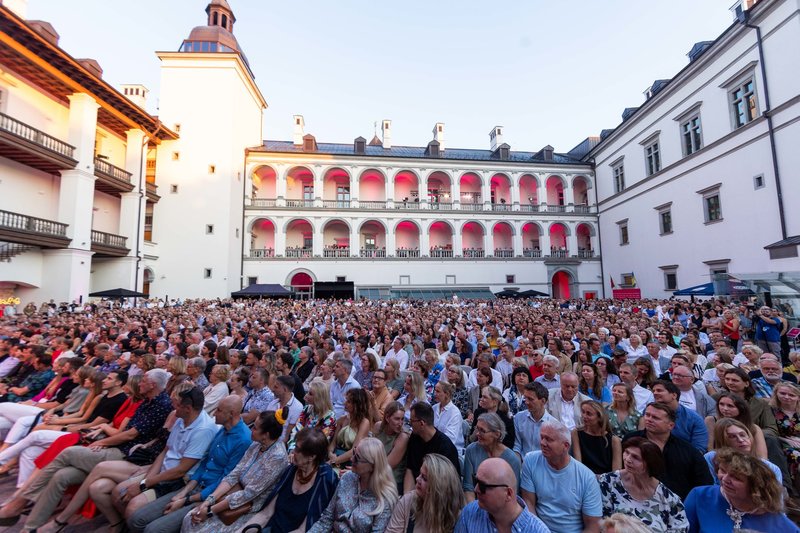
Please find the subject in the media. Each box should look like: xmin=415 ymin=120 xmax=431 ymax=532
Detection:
xmin=513 ymin=382 xmax=554 ymax=458
xmin=455 ymin=458 xmax=549 ymax=533
xmin=520 ymin=420 xmax=602 ymax=533
xmin=127 ymin=395 xmax=252 ymax=533
xmin=651 ymin=379 xmax=708 ymax=452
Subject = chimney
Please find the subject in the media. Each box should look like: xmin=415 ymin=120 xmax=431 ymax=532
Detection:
xmin=433 ymin=122 xmax=445 ymax=151
xmin=27 ymin=20 xmax=59 ymax=46
xmin=293 ymin=115 xmax=305 ymax=146
xmin=381 ymin=119 xmax=392 ymax=149
xmin=120 ymin=84 xmax=148 ymax=109
xmin=2 ymin=0 xmax=28 ymax=18
xmin=77 ymin=58 xmax=103 ymax=78
xmin=489 ymin=126 xmax=504 ymax=151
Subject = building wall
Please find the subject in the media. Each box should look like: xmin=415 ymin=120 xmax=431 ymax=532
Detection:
xmin=91 ymin=190 xmax=121 ymax=234
xmin=593 ymin=0 xmax=800 ymax=296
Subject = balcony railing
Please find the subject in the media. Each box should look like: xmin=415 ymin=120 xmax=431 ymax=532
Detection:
xmin=395 ymin=201 xmax=420 ymax=210
xmin=459 ymin=202 xmax=484 ymax=211
xmin=494 ymin=248 xmax=514 ymax=258
xmin=252 ymin=198 xmax=277 ymax=207
xmin=322 ymin=200 xmax=350 ymax=209
xmin=549 ymin=249 xmax=569 ymax=258
xmin=462 ymin=248 xmax=485 ymax=258
xmin=519 ymin=204 xmax=540 ymax=212
xmin=250 ymin=248 xmax=275 ymax=258
xmin=0 ymin=112 xmax=75 ymax=159
xmin=286 ymin=199 xmax=314 ymax=208
xmin=396 ymin=248 xmax=420 ymax=258
xmin=286 ymin=247 xmax=312 ymax=258
xmin=94 ymin=157 xmax=132 ymax=184
xmin=491 ymin=203 xmax=511 ymax=212
xmin=360 ymin=248 xmax=386 ymax=258
xmin=91 ymin=230 xmax=127 ymax=248
xmin=523 ymin=248 xmax=542 ymax=258
xmin=430 ymin=248 xmax=454 ymax=258
xmin=547 ymin=204 xmax=567 ymax=213
xmin=573 ymin=204 xmax=590 ymax=214
xmin=323 ymin=247 xmax=351 ymax=258
xmin=577 ymin=249 xmax=595 ymax=258
xmin=359 ymin=201 xmax=386 ymax=209
xmin=429 ymin=202 xmax=453 ymax=211
xmin=0 ymin=209 xmax=68 ymax=237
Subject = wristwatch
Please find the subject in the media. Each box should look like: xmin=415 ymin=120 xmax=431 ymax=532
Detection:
xmin=206 ymin=509 xmax=214 ymax=519
xmin=139 ymin=479 xmax=147 ymax=492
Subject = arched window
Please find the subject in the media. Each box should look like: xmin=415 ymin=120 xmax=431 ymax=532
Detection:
xmin=221 ymin=14 xmax=228 ymax=29
xmin=212 ymin=12 xmax=218 ymax=25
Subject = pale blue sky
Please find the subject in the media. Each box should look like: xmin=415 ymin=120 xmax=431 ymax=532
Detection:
xmin=27 ymin=0 xmax=737 ymax=153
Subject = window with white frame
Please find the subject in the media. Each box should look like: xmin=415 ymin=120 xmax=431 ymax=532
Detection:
xmin=654 ymin=202 xmax=673 ymax=235
xmin=730 ymin=77 xmax=757 ymax=128
xmin=617 ymin=219 xmax=629 ymax=245
xmin=612 ymin=160 xmax=625 ymax=193
xmin=660 ymin=265 xmax=679 ymax=291
xmin=645 ymin=140 xmax=661 ymax=176
xmin=681 ymin=115 xmax=703 ymax=155
xmin=697 ymin=184 xmax=723 ymax=223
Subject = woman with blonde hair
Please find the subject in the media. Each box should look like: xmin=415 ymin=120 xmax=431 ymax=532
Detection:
xmin=288 ymin=380 xmax=336 ymax=452
xmin=398 ymin=371 xmax=427 ymax=421
xmin=166 ymin=356 xmax=189 ymax=395
xmin=386 ymin=453 xmax=464 ymax=533
xmin=770 ymin=381 xmax=800 ymax=487
xmin=309 ymin=437 xmax=398 ymax=532
xmin=203 ymin=364 xmax=230 ymax=415
xmin=704 ymin=418 xmax=783 ymax=485
xmin=573 ymin=400 xmax=621 ymax=475
xmin=605 ymin=383 xmax=641 ymax=438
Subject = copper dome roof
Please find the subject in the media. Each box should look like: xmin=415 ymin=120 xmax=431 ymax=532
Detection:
xmin=185 ymin=24 xmax=241 ymax=53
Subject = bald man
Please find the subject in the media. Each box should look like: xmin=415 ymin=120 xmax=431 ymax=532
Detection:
xmin=455 ymin=457 xmax=548 ymax=533
xmin=127 ymin=395 xmax=252 ymax=533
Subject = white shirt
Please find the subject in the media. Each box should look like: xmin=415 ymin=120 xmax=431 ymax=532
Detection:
xmin=433 ymin=401 xmax=465 ymax=454
xmin=678 ymin=388 xmax=697 ymax=412
xmin=559 ymin=397 xmax=577 ymax=430
xmin=384 ymin=348 xmax=409 ymax=371
xmin=467 ymin=367 xmax=504 ymax=390
xmin=659 ymin=345 xmax=677 ymax=360
xmin=267 ymin=395 xmax=303 ymax=442
xmin=632 ymin=384 xmax=655 ymax=413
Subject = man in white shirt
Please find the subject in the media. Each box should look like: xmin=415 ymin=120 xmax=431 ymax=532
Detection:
xmin=618 ymin=363 xmax=654 ymax=413
xmin=657 ymin=332 xmax=677 ymax=363
xmin=383 ymin=337 xmax=409 ymax=371
xmin=467 ymin=354 xmax=503 ymax=390
xmin=545 ymin=373 xmax=590 ymax=431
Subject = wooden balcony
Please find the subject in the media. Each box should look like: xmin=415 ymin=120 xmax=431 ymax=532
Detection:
xmin=0 ymin=112 xmax=77 ymax=173
xmin=0 ymin=209 xmax=70 ymax=248
xmin=94 ymin=156 xmax=134 ymax=195
xmin=91 ymin=229 xmax=129 ymax=257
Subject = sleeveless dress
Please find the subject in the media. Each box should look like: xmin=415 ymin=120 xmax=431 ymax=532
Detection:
xmin=578 ymin=431 xmax=614 ymax=474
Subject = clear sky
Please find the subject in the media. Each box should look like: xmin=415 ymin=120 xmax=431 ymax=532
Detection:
xmin=26 ymin=0 xmax=737 ymax=153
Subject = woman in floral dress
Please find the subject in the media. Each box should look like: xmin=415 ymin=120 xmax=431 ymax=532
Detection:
xmin=770 ymin=381 xmax=800 ymax=487
xmin=288 ymin=381 xmax=336 ymax=452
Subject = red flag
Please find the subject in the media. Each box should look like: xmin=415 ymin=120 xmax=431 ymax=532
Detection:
xmin=610 ymin=276 xmax=616 ymax=289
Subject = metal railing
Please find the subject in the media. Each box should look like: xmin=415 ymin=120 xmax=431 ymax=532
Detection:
xmin=462 ymin=249 xmax=485 ymax=258
xmin=94 ymin=157 xmax=132 ymax=183
xmin=286 ymin=199 xmax=314 ymax=208
xmin=91 ymin=230 xmax=127 ymax=248
xmin=523 ymin=248 xmax=542 ymax=258
xmin=360 ymin=248 xmax=386 ymax=258
xmin=429 ymin=202 xmax=453 ymax=211
xmin=494 ymin=249 xmax=514 ymax=258
xmin=322 ymin=200 xmax=350 ymax=209
xmin=359 ymin=201 xmax=386 ymax=209
xmin=396 ymin=248 xmax=420 ymax=258
xmin=285 ymin=247 xmax=312 ymax=258
xmin=323 ymin=247 xmax=351 ymax=258
xmin=0 ymin=112 xmax=75 ymax=159
xmin=0 ymin=209 xmax=68 ymax=236
xmin=251 ymin=198 xmax=277 ymax=207
xmin=430 ymin=248 xmax=454 ymax=258
xmin=250 ymin=248 xmax=275 ymax=258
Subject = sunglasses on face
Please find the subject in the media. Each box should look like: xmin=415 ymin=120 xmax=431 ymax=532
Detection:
xmin=351 ymin=453 xmax=372 ymax=466
xmin=472 ymin=475 xmax=508 ymax=494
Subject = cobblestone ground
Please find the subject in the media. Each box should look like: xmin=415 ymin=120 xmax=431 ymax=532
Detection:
xmin=0 ymin=471 xmax=109 ymax=532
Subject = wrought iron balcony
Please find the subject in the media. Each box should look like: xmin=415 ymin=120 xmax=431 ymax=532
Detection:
xmin=0 ymin=112 xmax=77 ymax=173
xmin=0 ymin=209 xmax=70 ymax=248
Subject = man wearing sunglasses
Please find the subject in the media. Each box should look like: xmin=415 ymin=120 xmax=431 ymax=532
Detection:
xmin=455 ymin=458 xmax=548 ymax=533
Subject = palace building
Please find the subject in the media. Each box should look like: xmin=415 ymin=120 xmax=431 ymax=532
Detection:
xmin=0 ymin=0 xmax=796 ymax=303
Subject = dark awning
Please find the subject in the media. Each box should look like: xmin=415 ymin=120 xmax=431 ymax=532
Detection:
xmin=89 ymin=288 xmax=146 ymax=298
xmin=673 ymin=282 xmax=715 ymax=296
xmin=231 ymin=284 xmax=292 ymax=298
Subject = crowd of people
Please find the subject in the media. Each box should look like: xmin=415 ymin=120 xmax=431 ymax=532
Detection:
xmin=0 ymin=296 xmax=797 ymax=532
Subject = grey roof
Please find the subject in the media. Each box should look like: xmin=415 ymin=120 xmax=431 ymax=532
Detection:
xmin=764 ymin=235 xmax=800 ymax=249
xmin=253 ymin=140 xmax=585 ymax=165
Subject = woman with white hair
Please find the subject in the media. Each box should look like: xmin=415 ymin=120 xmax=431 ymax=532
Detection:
xmin=462 ymin=412 xmax=520 ymax=502
xmin=308 ymin=437 xmax=398 ymax=532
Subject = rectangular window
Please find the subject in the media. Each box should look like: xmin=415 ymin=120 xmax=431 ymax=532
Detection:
xmin=445 ymin=275 xmax=456 ymax=285
xmin=303 ymin=185 xmax=314 ymax=201
xmin=206 ymin=224 xmax=214 ymax=234
xmin=645 ymin=141 xmax=661 ymax=176
xmin=705 ymin=194 xmax=722 ymax=222
xmin=203 ymin=268 xmax=212 ymax=279
xmin=247 ymin=276 xmax=257 ymax=286
xmin=364 ymin=234 xmax=376 ymax=249
xmin=172 ymin=151 xmax=180 ymax=161
xmin=506 ymin=274 xmax=516 ymax=284
xmin=754 ymin=174 xmax=765 ymax=189
xmin=681 ymin=116 xmax=703 ymax=155
xmin=620 ymin=223 xmax=629 ymax=245
xmin=208 ymin=165 xmax=216 ymax=174
xmin=336 ymin=186 xmax=350 ymax=207
xmin=336 ymin=276 xmax=346 ymax=282
xmin=665 ymin=272 xmax=678 ymax=290
xmin=612 ymin=162 xmax=625 ymax=193
xmin=399 ymin=275 xmax=411 ymax=285
xmin=731 ymin=78 xmax=757 ymax=128
xmin=170 ymin=184 xmax=178 ymax=193
xmin=660 ymin=210 xmax=672 ymax=235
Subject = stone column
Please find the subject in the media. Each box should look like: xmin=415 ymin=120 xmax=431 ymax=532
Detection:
xmin=513 ymin=224 xmax=523 ymax=257
xmin=350 ymin=223 xmax=359 ymax=257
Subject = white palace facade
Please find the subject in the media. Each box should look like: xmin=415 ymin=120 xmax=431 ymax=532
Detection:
xmin=0 ymin=0 xmax=797 ymax=303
